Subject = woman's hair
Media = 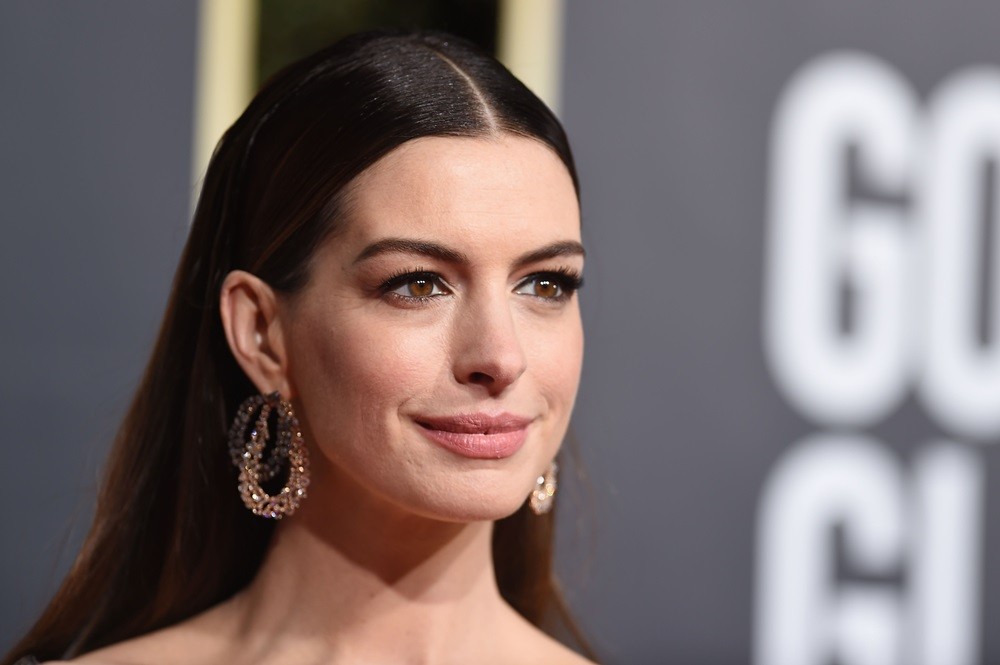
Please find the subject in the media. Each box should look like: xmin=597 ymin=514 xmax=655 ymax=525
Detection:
xmin=3 ymin=29 xmax=591 ymax=664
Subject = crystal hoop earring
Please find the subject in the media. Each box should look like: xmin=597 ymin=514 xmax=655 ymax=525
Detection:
xmin=529 ymin=461 xmax=558 ymax=515
xmin=227 ymin=391 xmax=310 ymax=519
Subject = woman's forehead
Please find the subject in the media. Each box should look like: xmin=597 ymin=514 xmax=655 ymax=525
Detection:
xmin=337 ymin=135 xmax=581 ymax=249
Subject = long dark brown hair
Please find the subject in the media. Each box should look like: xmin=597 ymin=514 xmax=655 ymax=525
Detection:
xmin=4 ymin=29 xmax=592 ymax=664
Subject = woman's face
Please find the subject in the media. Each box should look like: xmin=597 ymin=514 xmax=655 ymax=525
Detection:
xmin=281 ymin=135 xmax=583 ymax=522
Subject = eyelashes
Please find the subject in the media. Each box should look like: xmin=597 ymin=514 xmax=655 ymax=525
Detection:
xmin=515 ymin=269 xmax=584 ymax=301
xmin=376 ymin=267 xmax=584 ymax=305
xmin=378 ymin=270 xmax=450 ymax=302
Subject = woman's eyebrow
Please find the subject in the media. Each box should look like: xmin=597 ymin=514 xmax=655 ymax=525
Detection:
xmin=352 ymin=238 xmax=468 ymax=265
xmin=512 ymin=240 xmax=586 ymax=268
xmin=352 ymin=238 xmax=585 ymax=267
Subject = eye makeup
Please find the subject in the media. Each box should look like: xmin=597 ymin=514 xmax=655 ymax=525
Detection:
xmin=372 ymin=265 xmax=584 ymax=307
xmin=376 ymin=268 xmax=451 ymax=305
xmin=514 ymin=267 xmax=584 ymax=302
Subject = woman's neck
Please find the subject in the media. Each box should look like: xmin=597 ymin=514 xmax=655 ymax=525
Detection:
xmin=225 ymin=464 xmax=520 ymax=664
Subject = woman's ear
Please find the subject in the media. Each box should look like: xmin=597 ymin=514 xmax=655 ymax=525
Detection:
xmin=219 ymin=270 xmax=294 ymax=398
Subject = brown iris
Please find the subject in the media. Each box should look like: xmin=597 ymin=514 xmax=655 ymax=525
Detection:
xmin=408 ymin=278 xmax=435 ymax=297
xmin=533 ymin=279 xmax=559 ymax=299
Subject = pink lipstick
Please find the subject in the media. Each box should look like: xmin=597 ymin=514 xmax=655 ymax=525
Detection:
xmin=414 ymin=413 xmax=531 ymax=459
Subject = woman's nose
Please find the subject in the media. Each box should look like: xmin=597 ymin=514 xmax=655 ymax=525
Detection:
xmin=452 ymin=291 xmax=528 ymax=395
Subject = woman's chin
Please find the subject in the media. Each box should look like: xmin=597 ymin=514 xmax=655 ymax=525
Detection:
xmin=397 ymin=481 xmax=535 ymax=524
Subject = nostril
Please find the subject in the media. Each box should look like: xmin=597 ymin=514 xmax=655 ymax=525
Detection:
xmin=468 ymin=371 xmax=493 ymax=385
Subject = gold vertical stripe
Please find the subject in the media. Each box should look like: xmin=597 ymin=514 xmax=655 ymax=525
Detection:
xmin=191 ymin=0 xmax=259 ymax=203
xmin=497 ymin=0 xmax=566 ymax=114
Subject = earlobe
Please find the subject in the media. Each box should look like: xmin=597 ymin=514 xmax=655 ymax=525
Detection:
xmin=219 ymin=270 xmax=293 ymax=398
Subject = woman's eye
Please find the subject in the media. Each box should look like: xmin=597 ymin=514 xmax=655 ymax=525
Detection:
xmin=382 ymin=272 xmax=449 ymax=300
xmin=514 ymin=272 xmax=582 ymax=301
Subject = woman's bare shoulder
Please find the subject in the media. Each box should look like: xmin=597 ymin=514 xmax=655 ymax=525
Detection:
xmin=38 ymin=602 xmax=599 ymax=665
xmin=38 ymin=605 xmax=232 ymax=665
xmin=496 ymin=604 xmax=599 ymax=665
xmin=43 ymin=646 xmax=598 ymax=665
xmin=39 ymin=636 xmax=214 ymax=665
xmin=38 ymin=632 xmax=202 ymax=665
xmin=542 ymin=647 xmax=600 ymax=665
xmin=35 ymin=649 xmax=148 ymax=664
xmin=525 ymin=638 xmax=599 ymax=665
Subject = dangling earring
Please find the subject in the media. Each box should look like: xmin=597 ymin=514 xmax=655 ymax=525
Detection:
xmin=529 ymin=461 xmax=558 ymax=515
xmin=227 ymin=391 xmax=310 ymax=519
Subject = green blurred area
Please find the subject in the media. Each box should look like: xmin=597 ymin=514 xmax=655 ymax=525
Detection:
xmin=257 ymin=0 xmax=498 ymax=86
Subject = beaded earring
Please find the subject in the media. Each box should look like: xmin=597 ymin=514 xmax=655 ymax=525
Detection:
xmin=528 ymin=461 xmax=558 ymax=515
xmin=227 ymin=391 xmax=310 ymax=518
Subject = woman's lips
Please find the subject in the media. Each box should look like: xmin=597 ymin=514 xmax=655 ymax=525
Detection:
xmin=414 ymin=413 xmax=532 ymax=459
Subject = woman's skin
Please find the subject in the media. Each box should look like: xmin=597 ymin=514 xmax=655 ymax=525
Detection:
xmin=61 ymin=135 xmax=590 ymax=665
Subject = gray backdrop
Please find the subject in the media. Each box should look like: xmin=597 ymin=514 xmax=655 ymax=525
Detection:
xmin=6 ymin=2 xmax=1000 ymax=664
xmin=0 ymin=0 xmax=197 ymax=653
xmin=563 ymin=1 xmax=1000 ymax=664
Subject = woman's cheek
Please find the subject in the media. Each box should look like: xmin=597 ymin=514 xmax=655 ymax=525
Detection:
xmin=528 ymin=310 xmax=584 ymax=393
xmin=335 ymin=318 xmax=446 ymax=411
